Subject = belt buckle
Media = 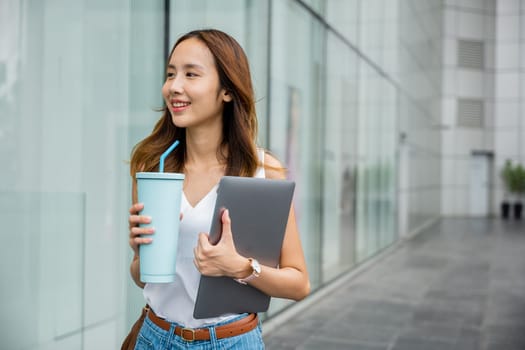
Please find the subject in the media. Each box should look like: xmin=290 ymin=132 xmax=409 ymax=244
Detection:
xmin=181 ymin=327 xmax=195 ymax=342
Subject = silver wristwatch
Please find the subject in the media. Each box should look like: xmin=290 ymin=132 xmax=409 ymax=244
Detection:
xmin=234 ymin=258 xmax=261 ymax=285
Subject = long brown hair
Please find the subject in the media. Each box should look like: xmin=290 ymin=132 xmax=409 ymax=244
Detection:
xmin=130 ymin=29 xmax=259 ymax=178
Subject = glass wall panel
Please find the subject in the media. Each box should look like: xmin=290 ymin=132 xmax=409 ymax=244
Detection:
xmin=0 ymin=0 xmax=164 ymax=348
xmin=356 ymin=64 xmax=376 ymax=262
xmin=126 ymin=0 xmax=166 ymax=330
xmin=326 ymin=0 xmax=359 ymax=44
xmin=355 ymin=62 xmax=397 ymax=263
xmin=267 ymin=0 xmax=324 ymax=315
xmin=378 ymin=80 xmax=398 ymax=249
xmin=397 ymin=0 xmax=443 ymax=235
xmin=0 ymin=192 xmax=84 ymax=349
xmin=302 ymin=0 xmax=325 ymax=15
xmin=322 ymin=32 xmax=359 ymax=281
xmin=358 ymin=0 xmax=400 ymax=76
xmin=359 ymin=0 xmax=383 ymax=63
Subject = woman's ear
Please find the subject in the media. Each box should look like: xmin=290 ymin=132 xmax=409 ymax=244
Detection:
xmin=222 ymin=90 xmax=233 ymax=103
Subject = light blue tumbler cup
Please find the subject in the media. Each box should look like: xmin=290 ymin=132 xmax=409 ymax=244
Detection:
xmin=136 ymin=172 xmax=185 ymax=283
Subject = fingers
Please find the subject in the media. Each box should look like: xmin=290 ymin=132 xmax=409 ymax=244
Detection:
xmin=128 ymin=203 xmax=144 ymax=227
xmin=129 ymin=202 xmax=144 ymax=215
xmin=128 ymin=215 xmax=152 ymax=230
xmin=198 ymin=232 xmax=211 ymax=247
xmin=128 ymin=203 xmax=152 ymax=227
xmin=195 ymin=232 xmax=211 ymax=258
xmin=128 ymin=202 xmax=154 ymax=254
xmin=130 ymin=225 xmax=155 ymax=238
xmin=193 ymin=233 xmax=210 ymax=272
xmin=129 ymin=225 xmax=154 ymax=255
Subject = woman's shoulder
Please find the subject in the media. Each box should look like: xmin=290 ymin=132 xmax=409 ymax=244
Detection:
xmin=261 ymin=150 xmax=286 ymax=180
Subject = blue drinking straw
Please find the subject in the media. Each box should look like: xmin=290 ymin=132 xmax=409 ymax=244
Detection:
xmin=159 ymin=140 xmax=180 ymax=172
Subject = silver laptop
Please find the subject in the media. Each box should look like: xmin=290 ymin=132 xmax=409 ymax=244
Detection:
xmin=193 ymin=176 xmax=295 ymax=319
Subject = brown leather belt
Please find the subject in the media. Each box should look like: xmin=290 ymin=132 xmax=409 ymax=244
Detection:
xmin=147 ymin=308 xmax=258 ymax=342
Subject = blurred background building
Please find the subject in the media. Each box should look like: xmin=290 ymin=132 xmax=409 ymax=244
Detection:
xmin=0 ymin=0 xmax=524 ymax=349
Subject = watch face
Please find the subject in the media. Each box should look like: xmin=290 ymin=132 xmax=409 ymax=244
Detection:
xmin=252 ymin=259 xmax=261 ymax=274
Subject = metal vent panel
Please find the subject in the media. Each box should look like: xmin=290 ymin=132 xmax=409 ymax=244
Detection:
xmin=458 ymin=39 xmax=484 ymax=69
xmin=457 ymin=98 xmax=484 ymax=128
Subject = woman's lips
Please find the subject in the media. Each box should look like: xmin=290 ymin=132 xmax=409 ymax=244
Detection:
xmin=170 ymin=100 xmax=191 ymax=112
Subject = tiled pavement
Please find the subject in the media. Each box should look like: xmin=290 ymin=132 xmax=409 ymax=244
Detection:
xmin=263 ymin=218 xmax=525 ymax=350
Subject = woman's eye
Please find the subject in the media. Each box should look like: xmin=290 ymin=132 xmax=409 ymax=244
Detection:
xmin=166 ymin=72 xmax=175 ymax=78
xmin=186 ymin=72 xmax=198 ymax=77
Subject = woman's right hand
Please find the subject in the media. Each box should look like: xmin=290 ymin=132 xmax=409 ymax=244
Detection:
xmin=128 ymin=203 xmax=154 ymax=257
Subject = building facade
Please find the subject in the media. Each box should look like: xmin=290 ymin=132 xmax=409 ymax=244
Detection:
xmin=1 ymin=0 xmax=523 ymax=349
xmin=441 ymin=1 xmax=525 ymax=217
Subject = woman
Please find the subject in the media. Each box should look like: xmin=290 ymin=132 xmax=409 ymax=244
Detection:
xmin=128 ymin=29 xmax=310 ymax=349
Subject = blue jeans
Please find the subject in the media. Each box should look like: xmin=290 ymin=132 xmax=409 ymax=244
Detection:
xmin=134 ymin=313 xmax=265 ymax=350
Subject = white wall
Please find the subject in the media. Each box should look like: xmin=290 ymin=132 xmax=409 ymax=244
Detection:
xmin=493 ymin=0 xmax=525 ymax=211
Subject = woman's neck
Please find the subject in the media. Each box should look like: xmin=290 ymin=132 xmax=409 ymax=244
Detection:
xmin=184 ymin=126 xmax=226 ymax=169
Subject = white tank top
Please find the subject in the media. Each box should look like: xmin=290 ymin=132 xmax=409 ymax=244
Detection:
xmin=143 ymin=149 xmax=266 ymax=328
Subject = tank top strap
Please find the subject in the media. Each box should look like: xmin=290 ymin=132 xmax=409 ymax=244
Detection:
xmin=255 ymin=148 xmax=266 ymax=179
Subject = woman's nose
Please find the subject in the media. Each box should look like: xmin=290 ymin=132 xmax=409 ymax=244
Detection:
xmin=169 ymin=75 xmax=184 ymax=94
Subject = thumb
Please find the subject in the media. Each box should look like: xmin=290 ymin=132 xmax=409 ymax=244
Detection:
xmin=220 ymin=209 xmax=233 ymax=242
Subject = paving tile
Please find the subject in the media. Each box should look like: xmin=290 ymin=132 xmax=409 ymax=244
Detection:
xmin=399 ymin=320 xmax=461 ymax=343
xmin=391 ymin=335 xmax=457 ymax=350
xmin=484 ymin=343 xmax=525 ymax=350
xmin=264 ymin=323 xmax=314 ymax=345
xmin=318 ymin=322 xmax=398 ymax=345
xmin=453 ymin=327 xmax=481 ymax=350
xmin=416 ymin=293 xmax=486 ymax=327
xmin=412 ymin=304 xmax=469 ymax=324
xmin=340 ymin=300 xmax=414 ymax=329
xmin=403 ymin=254 xmax=450 ymax=270
xmin=482 ymin=324 xmax=525 ymax=348
xmin=298 ymin=338 xmax=386 ymax=350
xmin=265 ymin=339 xmax=302 ymax=350
xmin=338 ymin=309 xmax=410 ymax=329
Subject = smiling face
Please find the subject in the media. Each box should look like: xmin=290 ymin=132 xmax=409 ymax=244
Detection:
xmin=162 ymin=37 xmax=232 ymax=130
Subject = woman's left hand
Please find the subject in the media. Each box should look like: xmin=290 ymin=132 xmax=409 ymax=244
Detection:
xmin=193 ymin=209 xmax=249 ymax=278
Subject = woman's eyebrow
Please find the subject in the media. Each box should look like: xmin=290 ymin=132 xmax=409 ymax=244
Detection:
xmin=167 ymin=63 xmax=205 ymax=71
